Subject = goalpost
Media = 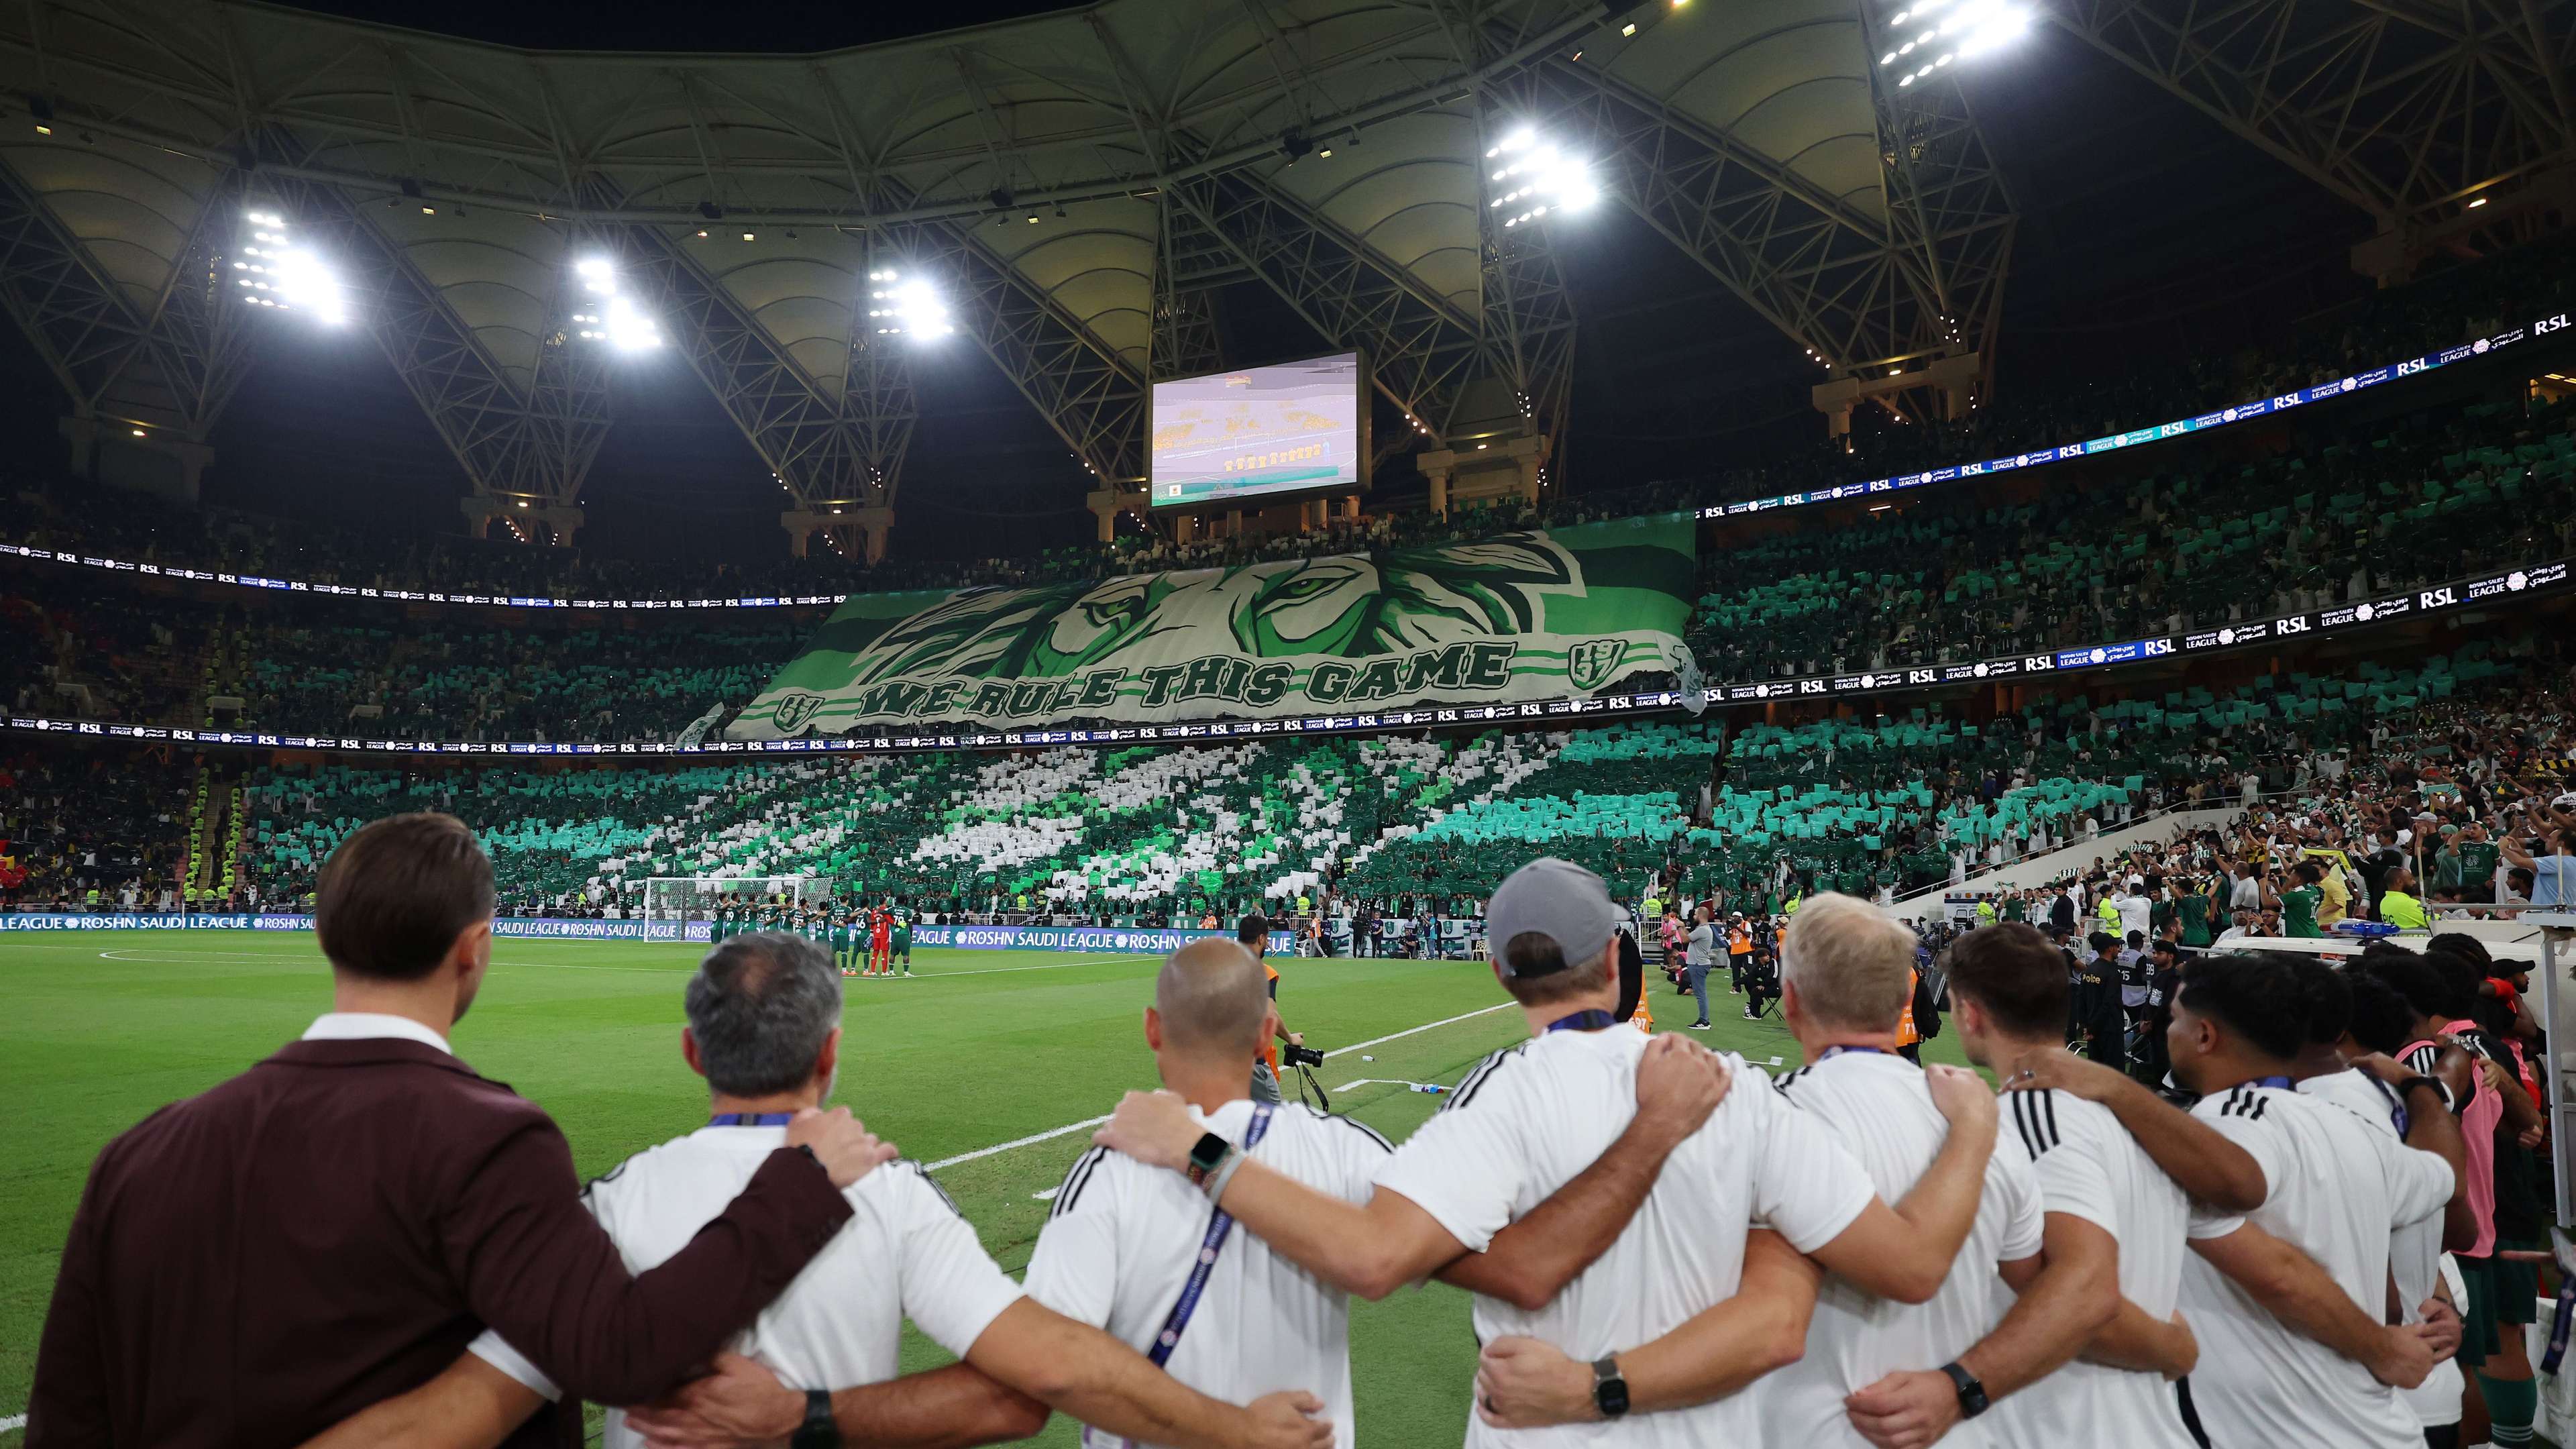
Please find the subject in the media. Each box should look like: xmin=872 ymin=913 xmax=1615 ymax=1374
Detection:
xmin=640 ymin=875 xmax=828 ymax=943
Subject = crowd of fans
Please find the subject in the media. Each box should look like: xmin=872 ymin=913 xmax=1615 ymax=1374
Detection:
xmin=0 ymin=751 xmax=194 ymax=908
xmin=5 ymin=372 xmax=2571 ymax=752
xmin=1690 ymin=392 xmax=2575 ymax=678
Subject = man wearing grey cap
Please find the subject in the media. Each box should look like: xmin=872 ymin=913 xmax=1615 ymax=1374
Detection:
xmin=1097 ymin=858 xmax=2002 ymax=1446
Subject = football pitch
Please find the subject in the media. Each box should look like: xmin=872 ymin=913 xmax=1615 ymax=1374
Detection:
xmin=0 ymin=932 xmax=1929 ymax=1444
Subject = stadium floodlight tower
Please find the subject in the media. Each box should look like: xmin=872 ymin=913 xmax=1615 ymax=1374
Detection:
xmin=569 ymin=255 xmax=661 ymax=351
xmin=865 ymin=266 xmax=954 ymax=339
xmin=232 ymin=208 xmax=347 ymax=325
xmin=1876 ymin=0 xmax=2035 ymax=87
xmin=641 ymin=874 xmax=829 ymax=943
xmin=1486 ymin=127 xmax=1603 ymax=231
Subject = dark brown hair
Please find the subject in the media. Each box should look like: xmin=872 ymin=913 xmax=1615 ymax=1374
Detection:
xmin=315 ymin=812 xmax=496 ymax=981
xmin=1938 ymin=922 xmax=2069 ymax=1040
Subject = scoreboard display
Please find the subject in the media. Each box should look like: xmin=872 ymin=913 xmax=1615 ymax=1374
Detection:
xmin=1149 ymin=352 xmax=1368 ymax=508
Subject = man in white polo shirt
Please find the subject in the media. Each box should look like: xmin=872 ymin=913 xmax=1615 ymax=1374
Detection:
xmin=1096 ymin=859 xmax=2003 ymax=1446
xmin=1022 ymin=936 xmax=1392 ymax=1446
xmin=321 ymin=931 xmax=1336 ymax=1449
xmin=1845 ymin=920 xmax=2197 ymax=1449
xmin=1714 ymin=894 xmax=2047 ymax=1449
xmin=2163 ymin=954 xmax=2455 ymax=1449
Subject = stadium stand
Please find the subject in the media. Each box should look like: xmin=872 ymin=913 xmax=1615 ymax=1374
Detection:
xmin=5 ymin=378 xmax=2573 ymax=750
xmin=0 ymin=751 xmax=194 ymax=909
xmin=139 ymin=635 xmax=2534 ymax=931
xmin=1689 ymin=391 xmax=2576 ymax=677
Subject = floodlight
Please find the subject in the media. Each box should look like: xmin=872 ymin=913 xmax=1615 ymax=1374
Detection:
xmin=602 ymin=293 xmax=661 ymax=350
xmin=1488 ymin=125 xmax=1601 ymax=229
xmin=270 ymin=245 xmax=347 ymax=324
xmin=868 ymin=273 xmax=955 ymax=339
xmin=1880 ymin=0 xmax=2030 ymax=83
xmin=566 ymin=254 xmax=661 ymax=352
xmin=235 ymin=209 xmax=346 ymax=324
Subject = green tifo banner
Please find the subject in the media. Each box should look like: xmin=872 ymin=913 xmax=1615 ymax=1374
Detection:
xmin=730 ymin=514 xmax=1697 ymax=737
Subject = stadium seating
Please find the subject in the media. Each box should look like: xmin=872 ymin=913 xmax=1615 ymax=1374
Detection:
xmin=1688 ymin=392 xmax=2576 ymax=677
xmin=0 ymin=751 xmax=194 ymax=908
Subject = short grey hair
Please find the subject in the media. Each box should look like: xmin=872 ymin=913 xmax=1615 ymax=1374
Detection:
xmin=684 ymin=931 xmax=845 ymax=1097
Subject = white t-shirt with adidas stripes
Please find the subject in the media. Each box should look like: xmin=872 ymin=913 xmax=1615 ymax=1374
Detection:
xmin=1988 ymin=1088 xmax=2198 ymax=1449
xmin=2180 ymin=1082 xmax=2455 ymax=1449
xmin=465 ymin=1125 xmax=1026 ymax=1449
xmin=1748 ymin=1051 xmax=2045 ymax=1449
xmin=1371 ymin=1024 xmax=1878 ymax=1449
xmin=2296 ymin=1065 xmax=2464 ymax=1429
xmin=1024 ymin=1098 xmax=1389 ymax=1449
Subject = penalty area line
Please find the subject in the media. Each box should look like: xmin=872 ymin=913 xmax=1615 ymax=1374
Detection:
xmin=924 ymin=1000 xmax=1515 ymax=1173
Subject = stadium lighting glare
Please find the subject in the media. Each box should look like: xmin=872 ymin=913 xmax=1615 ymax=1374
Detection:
xmin=235 ymin=209 xmax=348 ymax=325
xmin=130 ymin=427 xmax=145 ymax=437
xmin=866 ymin=270 xmax=956 ymax=339
xmin=1487 ymin=125 xmax=1600 ymax=229
xmin=568 ymin=255 xmax=662 ymax=352
xmin=1880 ymin=0 xmax=2029 ymax=83
xmin=2468 ymin=195 xmax=2489 ymax=208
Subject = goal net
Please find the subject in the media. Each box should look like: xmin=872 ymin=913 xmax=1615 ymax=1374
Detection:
xmin=640 ymin=875 xmax=828 ymax=944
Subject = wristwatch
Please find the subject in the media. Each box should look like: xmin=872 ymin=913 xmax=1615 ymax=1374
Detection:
xmin=1941 ymin=1362 xmax=1990 ymax=1419
xmin=1591 ymin=1356 xmax=1629 ymax=1419
xmin=791 ymin=1387 xmax=840 ymax=1449
xmin=1183 ymin=1131 xmax=1232 ymax=1189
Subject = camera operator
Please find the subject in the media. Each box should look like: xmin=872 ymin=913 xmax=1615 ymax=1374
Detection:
xmin=1242 ymin=914 xmax=1311 ymax=1105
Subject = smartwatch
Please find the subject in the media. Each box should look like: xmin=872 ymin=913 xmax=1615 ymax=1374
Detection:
xmin=1183 ymin=1131 xmax=1232 ymax=1189
xmin=792 ymin=1387 xmax=840 ymax=1449
xmin=1591 ymin=1356 xmax=1629 ymax=1419
xmin=1941 ymin=1361 xmax=1990 ymax=1419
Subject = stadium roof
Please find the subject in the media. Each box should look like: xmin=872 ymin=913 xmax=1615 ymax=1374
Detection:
xmin=0 ymin=0 xmax=2555 ymax=550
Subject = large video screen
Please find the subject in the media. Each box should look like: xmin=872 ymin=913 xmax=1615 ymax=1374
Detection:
xmin=1150 ymin=352 xmax=1367 ymax=508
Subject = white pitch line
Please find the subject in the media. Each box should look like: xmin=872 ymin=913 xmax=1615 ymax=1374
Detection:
xmin=0 ymin=1413 xmax=24 ymax=1432
xmin=487 ymin=953 xmax=1169 ymax=979
xmin=924 ymin=1000 xmax=1515 ymax=1173
xmin=926 ymin=1113 xmax=1116 ymax=1171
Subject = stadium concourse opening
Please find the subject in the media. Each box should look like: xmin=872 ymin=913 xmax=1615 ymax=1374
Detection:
xmin=6 ymin=0 xmax=2576 ymax=1442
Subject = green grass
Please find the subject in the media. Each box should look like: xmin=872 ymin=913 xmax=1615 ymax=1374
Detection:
xmin=0 ymin=932 xmax=1946 ymax=1444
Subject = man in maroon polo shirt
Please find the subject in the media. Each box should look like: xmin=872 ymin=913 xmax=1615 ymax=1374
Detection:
xmin=29 ymin=811 xmax=894 ymax=1448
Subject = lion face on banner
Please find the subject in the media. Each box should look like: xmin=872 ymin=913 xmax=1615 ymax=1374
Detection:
xmin=830 ymin=533 xmax=1579 ymax=690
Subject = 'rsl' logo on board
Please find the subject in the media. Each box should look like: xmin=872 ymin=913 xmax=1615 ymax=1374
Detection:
xmin=1566 ymin=638 xmax=1627 ymax=692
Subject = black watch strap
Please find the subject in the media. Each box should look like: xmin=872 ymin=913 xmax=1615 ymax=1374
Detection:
xmin=791 ymin=1387 xmax=839 ymax=1449
xmin=1941 ymin=1361 xmax=1989 ymax=1419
